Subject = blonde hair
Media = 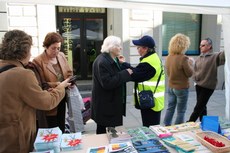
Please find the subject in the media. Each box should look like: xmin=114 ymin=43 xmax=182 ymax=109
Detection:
xmin=168 ymin=33 xmax=190 ymax=55
xmin=101 ymin=35 xmax=121 ymax=53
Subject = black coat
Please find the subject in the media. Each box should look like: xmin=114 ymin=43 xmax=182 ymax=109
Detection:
xmin=91 ymin=53 xmax=131 ymax=127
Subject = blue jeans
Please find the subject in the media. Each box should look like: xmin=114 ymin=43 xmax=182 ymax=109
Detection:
xmin=164 ymin=88 xmax=189 ymax=126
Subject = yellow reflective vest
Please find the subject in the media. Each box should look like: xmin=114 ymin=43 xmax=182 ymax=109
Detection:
xmin=136 ymin=53 xmax=165 ymax=111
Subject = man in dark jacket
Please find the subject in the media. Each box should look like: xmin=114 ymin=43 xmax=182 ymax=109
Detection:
xmin=91 ymin=36 xmax=132 ymax=134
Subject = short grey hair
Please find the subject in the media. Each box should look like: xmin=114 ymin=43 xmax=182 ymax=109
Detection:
xmin=0 ymin=29 xmax=32 ymax=60
xmin=101 ymin=35 xmax=121 ymax=53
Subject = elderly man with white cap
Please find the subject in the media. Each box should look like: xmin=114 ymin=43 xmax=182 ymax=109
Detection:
xmin=120 ymin=35 xmax=165 ymax=127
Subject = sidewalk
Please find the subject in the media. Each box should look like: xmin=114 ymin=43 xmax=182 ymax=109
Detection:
xmin=83 ymin=90 xmax=226 ymax=135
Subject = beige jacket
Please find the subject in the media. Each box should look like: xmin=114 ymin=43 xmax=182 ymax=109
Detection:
xmin=33 ymin=51 xmax=73 ymax=115
xmin=194 ymin=51 xmax=225 ymax=89
xmin=0 ymin=60 xmax=65 ymax=153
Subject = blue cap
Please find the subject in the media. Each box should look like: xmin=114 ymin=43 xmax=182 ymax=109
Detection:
xmin=132 ymin=35 xmax=155 ymax=48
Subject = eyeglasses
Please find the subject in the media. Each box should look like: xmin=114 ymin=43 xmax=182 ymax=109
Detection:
xmin=50 ymin=47 xmax=61 ymax=51
xmin=200 ymin=44 xmax=207 ymax=47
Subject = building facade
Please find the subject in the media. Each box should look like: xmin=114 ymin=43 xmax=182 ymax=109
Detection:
xmin=0 ymin=2 xmax=225 ymax=94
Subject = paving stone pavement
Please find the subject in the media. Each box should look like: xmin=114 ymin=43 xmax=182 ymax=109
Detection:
xmin=83 ymin=90 xmax=226 ymax=135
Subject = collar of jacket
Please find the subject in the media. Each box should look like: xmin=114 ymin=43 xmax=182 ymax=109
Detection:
xmin=41 ymin=51 xmax=66 ymax=76
xmin=140 ymin=51 xmax=154 ymax=61
xmin=41 ymin=51 xmax=51 ymax=64
xmin=102 ymin=52 xmax=116 ymax=64
xmin=200 ymin=50 xmax=214 ymax=57
xmin=0 ymin=59 xmax=25 ymax=68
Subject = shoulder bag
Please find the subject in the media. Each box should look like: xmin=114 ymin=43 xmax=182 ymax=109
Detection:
xmin=138 ymin=69 xmax=163 ymax=109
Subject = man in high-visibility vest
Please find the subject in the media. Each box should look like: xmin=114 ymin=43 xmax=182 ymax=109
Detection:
xmin=120 ymin=35 xmax=165 ymax=127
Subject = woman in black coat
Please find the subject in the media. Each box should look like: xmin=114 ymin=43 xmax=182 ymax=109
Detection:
xmin=91 ymin=35 xmax=132 ymax=134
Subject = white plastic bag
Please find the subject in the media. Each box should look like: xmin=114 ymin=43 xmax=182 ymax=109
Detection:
xmin=66 ymin=85 xmax=85 ymax=132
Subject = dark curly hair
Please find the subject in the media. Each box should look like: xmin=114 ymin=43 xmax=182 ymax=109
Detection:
xmin=0 ymin=29 xmax=32 ymax=60
xmin=43 ymin=32 xmax=63 ymax=48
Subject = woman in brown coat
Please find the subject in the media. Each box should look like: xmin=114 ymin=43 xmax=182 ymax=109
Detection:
xmin=33 ymin=32 xmax=73 ymax=133
xmin=163 ymin=33 xmax=194 ymax=126
xmin=0 ymin=30 xmax=70 ymax=153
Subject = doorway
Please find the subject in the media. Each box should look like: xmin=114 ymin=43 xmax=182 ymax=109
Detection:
xmin=56 ymin=7 xmax=107 ymax=80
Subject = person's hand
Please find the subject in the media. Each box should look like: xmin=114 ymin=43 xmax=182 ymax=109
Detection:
xmin=126 ymin=68 xmax=133 ymax=75
xmin=59 ymin=78 xmax=71 ymax=88
xmin=47 ymin=88 xmax=54 ymax=92
xmin=118 ymin=55 xmax=125 ymax=63
xmin=67 ymin=83 xmax=76 ymax=89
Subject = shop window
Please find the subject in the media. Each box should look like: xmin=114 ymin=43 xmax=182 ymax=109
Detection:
xmin=162 ymin=12 xmax=201 ymax=56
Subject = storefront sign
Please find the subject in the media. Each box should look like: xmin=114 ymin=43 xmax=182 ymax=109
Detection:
xmin=58 ymin=7 xmax=106 ymax=13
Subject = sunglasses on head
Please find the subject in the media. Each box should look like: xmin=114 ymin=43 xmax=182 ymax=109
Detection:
xmin=204 ymin=38 xmax=212 ymax=45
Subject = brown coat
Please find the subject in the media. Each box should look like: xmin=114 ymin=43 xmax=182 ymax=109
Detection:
xmin=166 ymin=54 xmax=193 ymax=89
xmin=0 ymin=60 xmax=65 ymax=153
xmin=33 ymin=51 xmax=73 ymax=116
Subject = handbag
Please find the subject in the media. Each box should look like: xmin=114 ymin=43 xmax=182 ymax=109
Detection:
xmin=138 ymin=69 xmax=163 ymax=109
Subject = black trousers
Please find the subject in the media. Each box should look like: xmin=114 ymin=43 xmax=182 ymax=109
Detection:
xmin=140 ymin=109 xmax=161 ymax=127
xmin=46 ymin=99 xmax=66 ymax=133
xmin=189 ymin=85 xmax=214 ymax=122
xmin=96 ymin=124 xmax=107 ymax=134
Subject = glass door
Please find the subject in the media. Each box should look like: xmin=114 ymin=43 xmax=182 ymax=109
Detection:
xmin=57 ymin=8 xmax=107 ymax=80
xmin=84 ymin=18 xmax=104 ymax=78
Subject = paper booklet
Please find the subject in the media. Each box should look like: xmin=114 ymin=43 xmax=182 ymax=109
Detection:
xmin=106 ymin=126 xmax=132 ymax=143
xmin=87 ymin=146 xmax=108 ymax=153
xmin=108 ymin=142 xmax=137 ymax=153
xmin=34 ymin=127 xmax=62 ymax=153
xmin=60 ymin=132 xmax=82 ymax=151
xmin=30 ymin=150 xmax=54 ymax=153
xmin=149 ymin=125 xmax=173 ymax=139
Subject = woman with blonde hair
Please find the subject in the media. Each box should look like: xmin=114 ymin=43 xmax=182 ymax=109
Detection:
xmin=163 ymin=33 xmax=194 ymax=126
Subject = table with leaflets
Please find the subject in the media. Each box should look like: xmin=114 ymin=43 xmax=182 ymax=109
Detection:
xmin=33 ymin=120 xmax=230 ymax=153
xmin=62 ymin=127 xmax=202 ymax=153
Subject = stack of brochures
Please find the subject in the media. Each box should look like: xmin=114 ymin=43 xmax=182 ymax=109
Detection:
xmin=30 ymin=149 xmax=54 ymax=153
xmin=162 ymin=136 xmax=197 ymax=152
xmin=106 ymin=126 xmax=132 ymax=143
xmin=60 ymin=132 xmax=82 ymax=151
xmin=149 ymin=125 xmax=173 ymax=139
xmin=165 ymin=122 xmax=200 ymax=133
xmin=108 ymin=142 xmax=137 ymax=153
xmin=86 ymin=142 xmax=137 ymax=153
xmin=127 ymin=126 xmax=158 ymax=142
xmin=132 ymin=138 xmax=169 ymax=153
xmin=34 ymin=127 xmax=62 ymax=153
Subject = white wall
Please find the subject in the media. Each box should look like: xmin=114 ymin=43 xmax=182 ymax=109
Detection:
xmin=223 ymin=15 xmax=230 ymax=119
xmin=0 ymin=2 xmax=8 ymax=39
xmin=7 ymin=3 xmax=39 ymax=58
xmin=37 ymin=5 xmax=56 ymax=54
xmin=6 ymin=3 xmax=56 ymax=59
